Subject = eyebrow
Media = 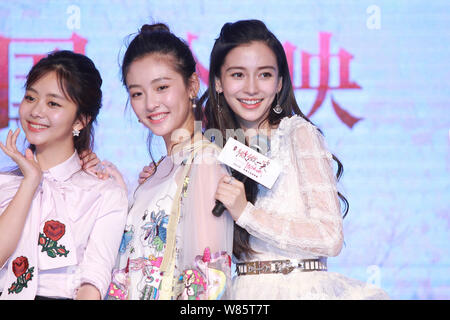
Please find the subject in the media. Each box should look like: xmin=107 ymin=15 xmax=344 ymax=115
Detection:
xmin=127 ymin=77 xmax=173 ymax=90
xmin=225 ymin=66 xmax=277 ymax=72
xmin=26 ymin=87 xmax=67 ymax=100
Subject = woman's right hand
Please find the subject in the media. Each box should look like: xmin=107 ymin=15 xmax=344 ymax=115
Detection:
xmin=0 ymin=128 xmax=42 ymax=185
xmin=97 ymin=160 xmax=128 ymax=193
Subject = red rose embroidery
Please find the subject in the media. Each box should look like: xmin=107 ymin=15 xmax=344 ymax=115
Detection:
xmin=8 ymin=256 xmax=34 ymax=295
xmin=12 ymin=256 xmax=29 ymax=278
xmin=43 ymin=220 xmax=66 ymax=241
xmin=38 ymin=220 xmax=70 ymax=258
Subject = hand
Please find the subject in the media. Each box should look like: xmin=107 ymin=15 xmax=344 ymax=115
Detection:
xmin=214 ymin=175 xmax=248 ymax=221
xmin=79 ymin=149 xmax=100 ymax=173
xmin=0 ymin=129 xmax=41 ymax=185
xmin=97 ymin=160 xmax=128 ymax=192
xmin=138 ymin=163 xmax=156 ymax=184
xmin=76 ymin=283 xmax=101 ymax=300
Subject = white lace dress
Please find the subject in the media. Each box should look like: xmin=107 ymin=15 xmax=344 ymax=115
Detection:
xmin=232 ymin=116 xmax=389 ymax=299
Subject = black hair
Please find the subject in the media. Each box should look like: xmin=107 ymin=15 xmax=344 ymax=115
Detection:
xmin=121 ymin=23 xmax=198 ymax=167
xmin=198 ymin=19 xmax=349 ymax=259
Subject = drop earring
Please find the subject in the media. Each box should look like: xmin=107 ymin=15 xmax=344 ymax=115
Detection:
xmin=216 ymin=91 xmax=222 ymax=114
xmin=191 ymin=97 xmax=197 ymax=109
xmin=273 ymin=93 xmax=283 ymax=114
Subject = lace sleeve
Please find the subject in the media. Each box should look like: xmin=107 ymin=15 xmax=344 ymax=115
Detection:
xmin=236 ymin=120 xmax=344 ymax=257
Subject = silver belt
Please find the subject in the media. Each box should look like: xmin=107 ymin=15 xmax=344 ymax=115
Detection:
xmin=236 ymin=259 xmax=327 ymax=276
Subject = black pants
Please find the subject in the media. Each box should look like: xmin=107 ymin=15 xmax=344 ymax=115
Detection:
xmin=35 ymin=295 xmax=72 ymax=300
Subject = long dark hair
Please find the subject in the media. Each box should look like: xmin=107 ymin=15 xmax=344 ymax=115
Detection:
xmin=198 ymin=19 xmax=349 ymax=259
xmin=121 ymin=23 xmax=198 ymax=168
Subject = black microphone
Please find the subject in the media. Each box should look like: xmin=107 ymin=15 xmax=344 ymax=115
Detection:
xmin=212 ymin=134 xmax=270 ymax=217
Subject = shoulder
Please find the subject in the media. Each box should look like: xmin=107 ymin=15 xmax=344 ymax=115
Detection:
xmin=192 ymin=140 xmax=222 ymax=165
xmin=73 ymin=170 xmax=127 ymax=202
xmin=275 ymin=115 xmax=324 ymax=143
xmin=197 ymin=139 xmax=221 ymax=155
xmin=276 ymin=116 xmax=333 ymax=159
xmin=277 ymin=115 xmax=318 ymax=136
xmin=189 ymin=140 xmax=227 ymax=178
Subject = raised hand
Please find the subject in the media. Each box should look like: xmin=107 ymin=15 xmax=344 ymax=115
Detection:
xmin=0 ymin=128 xmax=42 ymax=185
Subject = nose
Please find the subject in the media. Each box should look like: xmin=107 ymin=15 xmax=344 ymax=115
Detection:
xmin=29 ymin=99 xmax=46 ymax=118
xmin=144 ymin=92 xmax=161 ymax=112
xmin=244 ymin=76 xmax=258 ymax=96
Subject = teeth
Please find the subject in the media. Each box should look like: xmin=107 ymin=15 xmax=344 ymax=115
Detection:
xmin=149 ymin=113 xmax=168 ymax=120
xmin=30 ymin=123 xmax=48 ymax=129
xmin=241 ymin=99 xmax=262 ymax=105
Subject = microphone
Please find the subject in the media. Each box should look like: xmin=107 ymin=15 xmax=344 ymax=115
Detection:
xmin=212 ymin=134 xmax=270 ymax=217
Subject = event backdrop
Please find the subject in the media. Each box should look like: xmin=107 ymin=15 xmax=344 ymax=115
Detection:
xmin=0 ymin=0 xmax=449 ymax=299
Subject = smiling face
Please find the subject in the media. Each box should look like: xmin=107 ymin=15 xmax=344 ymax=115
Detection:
xmin=126 ymin=53 xmax=198 ymax=150
xmin=19 ymin=71 xmax=83 ymax=153
xmin=215 ymin=41 xmax=282 ymax=130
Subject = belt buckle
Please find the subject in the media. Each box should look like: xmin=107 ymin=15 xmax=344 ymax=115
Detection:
xmin=274 ymin=260 xmax=295 ymax=275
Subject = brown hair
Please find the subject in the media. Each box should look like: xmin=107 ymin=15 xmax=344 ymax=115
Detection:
xmin=25 ymin=50 xmax=102 ymax=154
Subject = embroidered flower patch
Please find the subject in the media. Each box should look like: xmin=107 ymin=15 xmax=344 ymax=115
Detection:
xmin=8 ymin=256 xmax=34 ymax=294
xmin=38 ymin=220 xmax=69 ymax=258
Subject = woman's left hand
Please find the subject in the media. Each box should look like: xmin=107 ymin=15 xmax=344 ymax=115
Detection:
xmin=214 ymin=175 xmax=248 ymax=221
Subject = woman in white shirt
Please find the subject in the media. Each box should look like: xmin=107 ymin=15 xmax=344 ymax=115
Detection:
xmin=0 ymin=50 xmax=128 ymax=300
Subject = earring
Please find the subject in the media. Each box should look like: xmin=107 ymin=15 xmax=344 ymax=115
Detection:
xmin=191 ymin=97 xmax=197 ymax=109
xmin=273 ymin=94 xmax=283 ymax=114
xmin=72 ymin=128 xmax=80 ymax=137
xmin=216 ymin=91 xmax=222 ymax=114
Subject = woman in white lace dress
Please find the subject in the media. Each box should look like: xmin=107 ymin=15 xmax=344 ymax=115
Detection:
xmin=197 ymin=19 xmax=389 ymax=299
